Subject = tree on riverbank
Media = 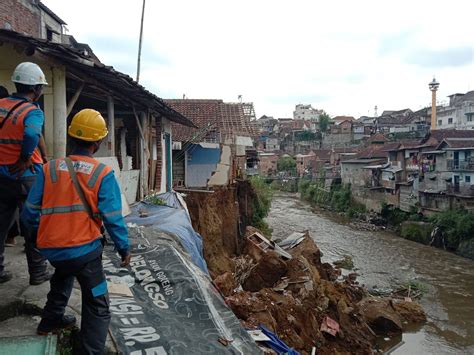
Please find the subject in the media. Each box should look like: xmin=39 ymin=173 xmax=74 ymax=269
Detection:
xmin=277 ymin=156 xmax=296 ymax=173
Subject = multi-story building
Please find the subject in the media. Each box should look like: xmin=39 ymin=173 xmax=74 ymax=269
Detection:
xmin=0 ymin=0 xmax=66 ymax=43
xmin=293 ymin=104 xmax=323 ymax=121
xmin=431 ymin=91 xmax=474 ymax=130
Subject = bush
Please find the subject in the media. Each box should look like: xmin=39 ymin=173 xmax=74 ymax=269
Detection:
xmin=249 ymin=176 xmax=273 ymax=236
xmin=299 ymin=179 xmax=357 ymax=215
xmin=430 ymin=209 xmax=474 ymax=251
xmin=400 ymin=221 xmax=432 ymax=244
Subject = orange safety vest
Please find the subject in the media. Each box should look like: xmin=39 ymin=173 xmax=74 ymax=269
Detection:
xmin=0 ymin=97 xmax=43 ymax=165
xmin=37 ymin=156 xmax=111 ymax=249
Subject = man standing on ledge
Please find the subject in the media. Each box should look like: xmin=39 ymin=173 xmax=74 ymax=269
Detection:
xmin=22 ymin=109 xmax=130 ymax=354
xmin=0 ymin=62 xmax=50 ymax=285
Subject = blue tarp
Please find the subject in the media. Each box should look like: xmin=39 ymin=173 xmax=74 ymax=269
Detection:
xmin=126 ymin=196 xmax=208 ymax=274
xmin=258 ymin=324 xmax=300 ymax=355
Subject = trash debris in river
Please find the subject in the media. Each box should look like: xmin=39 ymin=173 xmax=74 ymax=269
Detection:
xmin=333 ymin=254 xmax=354 ymax=270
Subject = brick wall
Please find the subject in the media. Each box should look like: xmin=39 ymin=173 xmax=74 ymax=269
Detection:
xmin=0 ymin=0 xmax=40 ymax=37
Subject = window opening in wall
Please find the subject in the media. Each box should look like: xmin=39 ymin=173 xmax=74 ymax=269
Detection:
xmin=438 ymin=120 xmax=442 ymax=126
xmin=466 ymin=176 xmax=471 ymax=183
xmin=448 ymin=117 xmax=453 ymax=124
xmin=46 ymin=29 xmax=54 ymax=41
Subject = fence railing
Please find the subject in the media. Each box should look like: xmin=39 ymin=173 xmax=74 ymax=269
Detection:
xmin=447 ymin=159 xmax=474 ymax=171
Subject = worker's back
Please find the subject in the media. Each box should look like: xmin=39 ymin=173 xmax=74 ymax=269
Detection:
xmin=38 ymin=155 xmax=111 ymax=249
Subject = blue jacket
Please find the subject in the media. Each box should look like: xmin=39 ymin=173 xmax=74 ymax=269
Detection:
xmin=21 ymin=152 xmax=129 ymax=261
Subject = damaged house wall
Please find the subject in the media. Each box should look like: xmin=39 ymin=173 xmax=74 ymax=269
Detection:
xmin=184 ymin=144 xmax=221 ymax=188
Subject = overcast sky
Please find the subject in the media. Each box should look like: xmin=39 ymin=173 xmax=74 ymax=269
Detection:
xmin=45 ymin=0 xmax=473 ymax=119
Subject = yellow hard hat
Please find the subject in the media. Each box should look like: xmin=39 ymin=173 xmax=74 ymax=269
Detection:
xmin=68 ymin=109 xmax=108 ymax=142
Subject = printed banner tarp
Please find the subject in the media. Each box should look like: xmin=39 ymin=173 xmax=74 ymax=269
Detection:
xmin=104 ymin=226 xmax=261 ymax=355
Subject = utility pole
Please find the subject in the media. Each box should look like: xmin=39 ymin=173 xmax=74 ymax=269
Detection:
xmin=136 ymin=0 xmax=146 ymax=83
xmin=429 ymin=77 xmax=440 ymax=130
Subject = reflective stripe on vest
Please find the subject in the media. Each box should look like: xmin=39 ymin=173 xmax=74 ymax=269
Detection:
xmin=37 ymin=157 xmax=111 ymax=249
xmin=0 ymin=98 xmax=42 ymax=165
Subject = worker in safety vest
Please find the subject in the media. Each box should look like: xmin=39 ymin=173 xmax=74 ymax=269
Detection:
xmin=21 ymin=109 xmax=130 ymax=354
xmin=0 ymin=62 xmax=50 ymax=285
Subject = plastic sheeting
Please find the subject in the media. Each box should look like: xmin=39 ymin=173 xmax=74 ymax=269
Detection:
xmin=126 ymin=197 xmax=207 ymax=274
xmin=104 ymin=226 xmax=261 ymax=355
xmin=258 ymin=325 xmax=300 ymax=355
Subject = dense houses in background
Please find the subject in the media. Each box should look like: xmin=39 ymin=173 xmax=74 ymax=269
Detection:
xmin=250 ymin=96 xmax=474 ymax=214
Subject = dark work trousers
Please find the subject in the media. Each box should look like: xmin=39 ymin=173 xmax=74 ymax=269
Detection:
xmin=43 ymin=253 xmax=110 ymax=355
xmin=0 ymin=176 xmax=47 ymax=277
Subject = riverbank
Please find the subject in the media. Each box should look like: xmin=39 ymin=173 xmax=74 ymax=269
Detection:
xmin=294 ymin=180 xmax=474 ymax=260
xmin=266 ymin=193 xmax=474 ymax=354
xmin=183 ymin=182 xmax=429 ymax=354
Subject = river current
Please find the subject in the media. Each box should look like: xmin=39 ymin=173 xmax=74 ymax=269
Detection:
xmin=266 ymin=193 xmax=474 ymax=355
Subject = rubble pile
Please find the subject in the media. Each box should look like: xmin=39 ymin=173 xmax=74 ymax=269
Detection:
xmin=215 ymin=229 xmax=426 ymax=354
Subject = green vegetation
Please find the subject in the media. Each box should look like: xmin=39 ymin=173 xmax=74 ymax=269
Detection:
xmin=145 ymin=193 xmax=167 ymax=206
xmin=270 ymin=179 xmax=298 ymax=192
xmin=400 ymin=221 xmax=432 ymax=244
xmin=380 ymin=203 xmax=424 ymax=231
xmin=298 ymin=178 xmax=366 ymax=215
xmin=319 ymin=111 xmax=331 ymax=133
xmin=295 ymin=131 xmax=319 ymax=141
xmin=277 ymin=156 xmax=296 ymax=172
xmin=402 ymin=280 xmax=429 ymax=297
xmin=334 ymin=255 xmax=354 ymax=270
xmin=249 ymin=176 xmax=274 ymax=236
xmin=429 ymin=208 xmax=474 ymax=251
xmin=382 ymin=205 xmax=474 ymax=253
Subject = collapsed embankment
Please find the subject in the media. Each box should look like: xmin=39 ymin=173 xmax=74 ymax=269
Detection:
xmin=184 ymin=183 xmax=426 ymax=354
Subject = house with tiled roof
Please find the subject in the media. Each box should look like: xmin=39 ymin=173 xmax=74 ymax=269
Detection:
xmin=376 ymin=108 xmax=428 ymax=136
xmin=164 ymin=99 xmax=256 ymax=188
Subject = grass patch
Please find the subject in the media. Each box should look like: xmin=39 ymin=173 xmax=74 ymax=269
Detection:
xmin=145 ymin=194 xmax=167 ymax=206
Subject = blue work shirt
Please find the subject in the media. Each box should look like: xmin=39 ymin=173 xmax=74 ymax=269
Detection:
xmin=21 ymin=151 xmax=130 ymax=261
xmin=0 ymin=95 xmax=44 ymax=180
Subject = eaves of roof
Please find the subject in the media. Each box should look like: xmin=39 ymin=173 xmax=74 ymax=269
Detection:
xmin=0 ymin=29 xmax=196 ymax=128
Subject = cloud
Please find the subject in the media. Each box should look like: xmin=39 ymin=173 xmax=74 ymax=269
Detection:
xmin=405 ymin=47 xmax=474 ymax=68
xmin=43 ymin=0 xmax=474 ymax=118
xmin=378 ymin=29 xmax=420 ymax=55
xmin=269 ymin=94 xmax=329 ymax=105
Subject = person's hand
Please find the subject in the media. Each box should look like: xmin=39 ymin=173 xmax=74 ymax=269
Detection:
xmin=121 ymin=252 xmax=131 ymax=267
xmin=9 ymin=157 xmax=34 ymax=176
xmin=41 ymin=155 xmax=49 ymax=163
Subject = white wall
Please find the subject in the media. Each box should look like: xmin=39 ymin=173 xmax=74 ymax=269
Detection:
xmin=160 ymin=117 xmax=171 ymax=193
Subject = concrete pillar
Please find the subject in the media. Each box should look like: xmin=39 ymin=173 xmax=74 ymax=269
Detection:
xmin=139 ymin=111 xmax=149 ymax=197
xmin=52 ymin=66 xmax=67 ymax=158
xmin=431 ymin=90 xmax=437 ymax=129
xmin=107 ymin=95 xmax=115 ymax=155
xmin=43 ymin=93 xmax=54 ymax=158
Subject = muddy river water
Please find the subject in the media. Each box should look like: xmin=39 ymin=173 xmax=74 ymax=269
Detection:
xmin=266 ymin=193 xmax=474 ymax=355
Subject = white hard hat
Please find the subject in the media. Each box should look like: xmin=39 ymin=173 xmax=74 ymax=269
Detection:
xmin=11 ymin=62 xmax=48 ymax=85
